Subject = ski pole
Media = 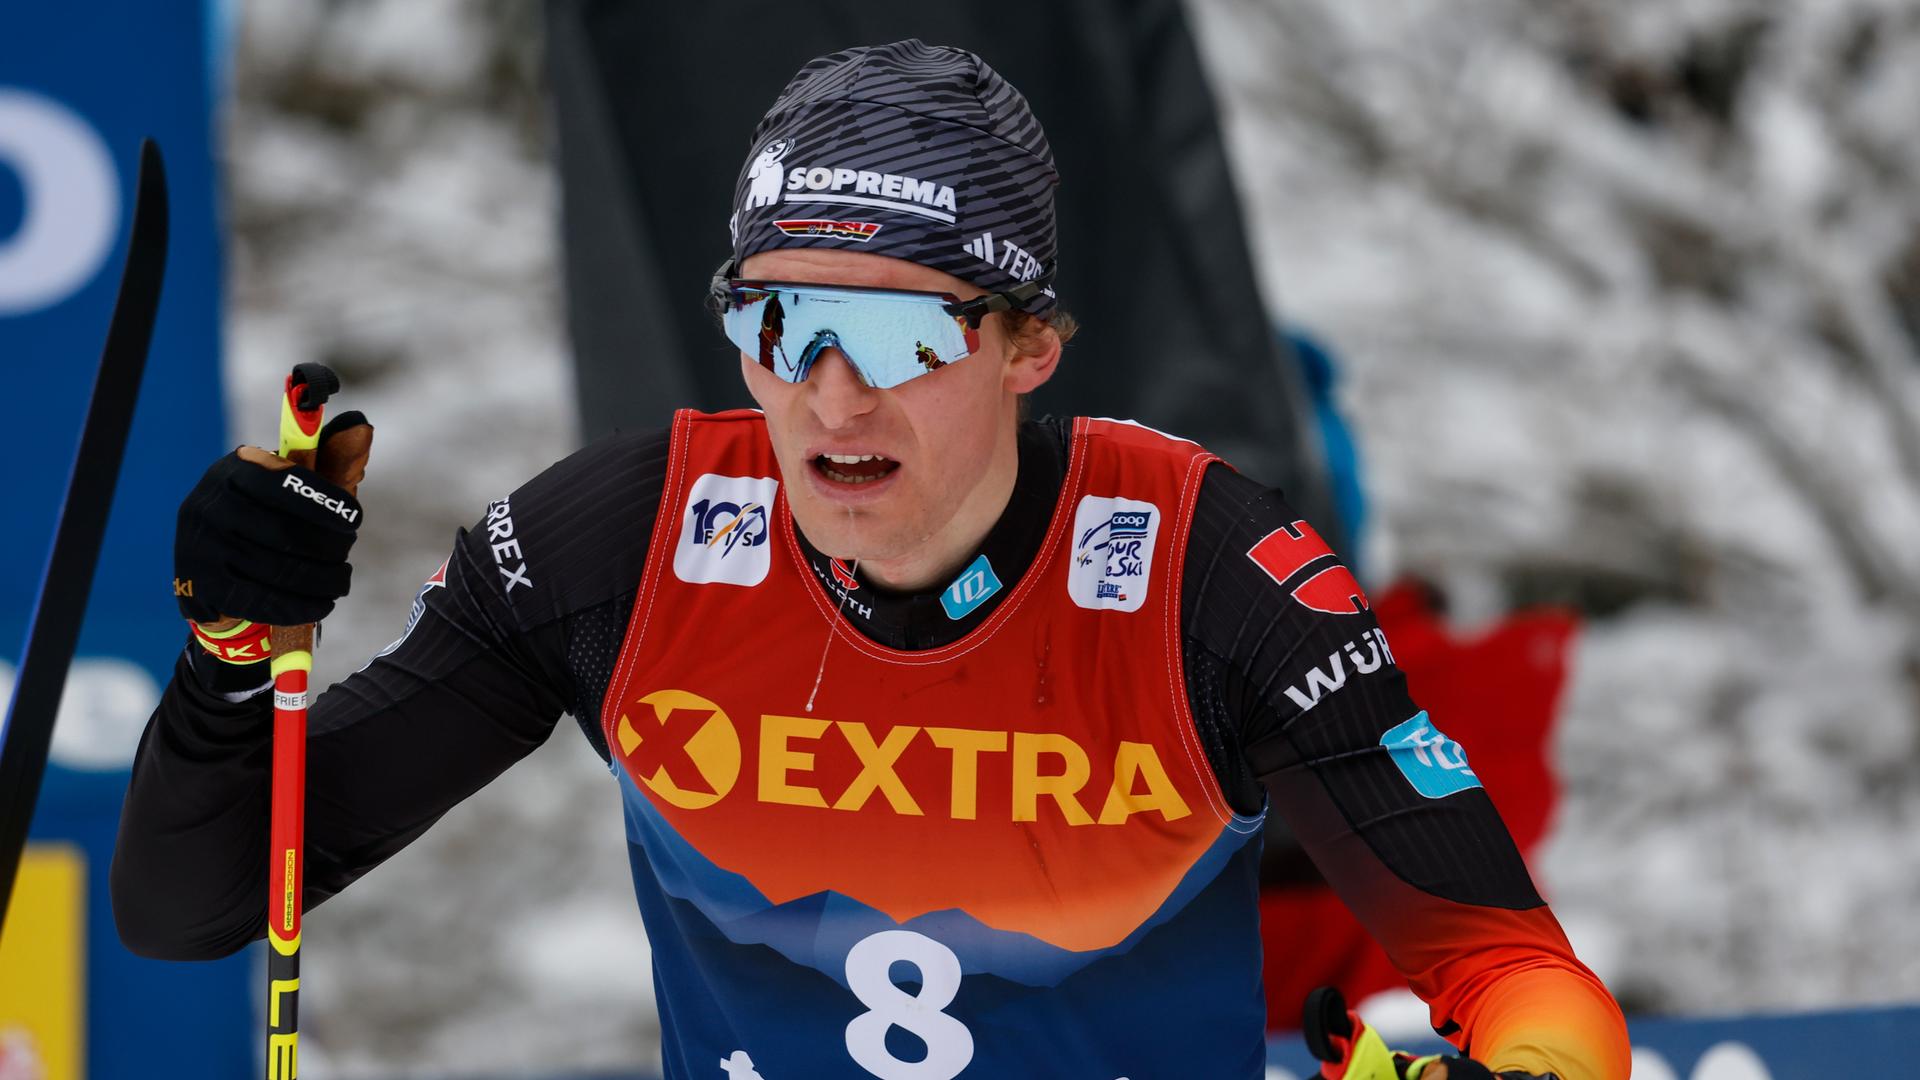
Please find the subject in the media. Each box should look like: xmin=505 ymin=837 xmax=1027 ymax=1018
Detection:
xmin=1304 ymin=985 xmax=1452 ymax=1080
xmin=264 ymin=361 xmax=341 ymax=1080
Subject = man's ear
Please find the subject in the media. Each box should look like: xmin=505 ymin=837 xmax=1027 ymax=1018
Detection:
xmin=1004 ymin=321 xmax=1062 ymax=395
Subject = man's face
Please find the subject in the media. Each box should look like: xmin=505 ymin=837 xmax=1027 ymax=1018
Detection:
xmin=737 ymin=249 xmax=1027 ymax=569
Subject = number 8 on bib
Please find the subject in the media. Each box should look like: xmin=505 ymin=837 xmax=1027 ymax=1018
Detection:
xmin=845 ymin=931 xmax=975 ymax=1080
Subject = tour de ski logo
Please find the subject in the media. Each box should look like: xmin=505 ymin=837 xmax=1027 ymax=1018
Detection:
xmin=1246 ymin=519 xmax=1369 ymax=615
xmin=1067 ymin=495 xmax=1160 ymax=612
xmin=674 ymin=474 xmax=778 ymax=587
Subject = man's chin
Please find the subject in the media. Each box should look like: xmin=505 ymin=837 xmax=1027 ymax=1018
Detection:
xmin=789 ymin=500 xmax=895 ymax=563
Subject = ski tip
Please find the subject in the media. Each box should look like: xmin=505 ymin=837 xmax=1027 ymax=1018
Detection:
xmin=127 ymin=138 xmax=169 ymax=278
xmin=135 ymin=139 xmax=168 ymax=203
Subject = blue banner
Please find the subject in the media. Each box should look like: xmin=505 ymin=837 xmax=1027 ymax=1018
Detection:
xmin=265 ymin=1000 xmax=1916 ymax=1079
xmin=1265 ymin=1003 xmax=1920 ymax=1078
xmin=1 ymin=2 xmax=250 ymax=1077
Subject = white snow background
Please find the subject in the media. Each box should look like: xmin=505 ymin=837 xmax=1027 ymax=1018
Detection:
xmin=215 ymin=0 xmax=1920 ymax=1073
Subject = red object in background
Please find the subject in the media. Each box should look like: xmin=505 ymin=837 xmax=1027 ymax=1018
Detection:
xmin=1261 ymin=581 xmax=1579 ymax=1030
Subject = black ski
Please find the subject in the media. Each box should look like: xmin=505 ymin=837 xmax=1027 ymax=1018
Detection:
xmin=0 ymin=139 xmax=169 ymax=931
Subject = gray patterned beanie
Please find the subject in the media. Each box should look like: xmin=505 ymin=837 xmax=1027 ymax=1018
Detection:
xmin=728 ymin=39 xmax=1061 ymax=316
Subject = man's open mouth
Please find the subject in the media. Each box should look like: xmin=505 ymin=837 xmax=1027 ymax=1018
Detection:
xmin=813 ymin=453 xmax=900 ymax=485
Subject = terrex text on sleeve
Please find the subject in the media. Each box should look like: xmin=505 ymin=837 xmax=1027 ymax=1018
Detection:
xmin=485 ymin=497 xmax=533 ymax=593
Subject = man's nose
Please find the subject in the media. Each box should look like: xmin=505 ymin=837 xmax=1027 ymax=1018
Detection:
xmin=805 ymin=346 xmax=878 ymax=430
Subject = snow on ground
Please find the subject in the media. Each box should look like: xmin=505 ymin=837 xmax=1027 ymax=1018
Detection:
xmin=222 ymin=0 xmax=1920 ymax=1073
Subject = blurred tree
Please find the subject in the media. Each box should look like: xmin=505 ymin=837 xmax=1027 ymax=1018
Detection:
xmin=1200 ymin=0 xmax=1920 ymax=1015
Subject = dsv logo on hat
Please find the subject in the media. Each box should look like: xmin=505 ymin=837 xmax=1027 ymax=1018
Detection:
xmin=675 ymin=474 xmax=779 ymax=587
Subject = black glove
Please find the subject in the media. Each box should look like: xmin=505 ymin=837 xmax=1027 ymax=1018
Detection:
xmin=173 ymin=412 xmax=368 ymax=626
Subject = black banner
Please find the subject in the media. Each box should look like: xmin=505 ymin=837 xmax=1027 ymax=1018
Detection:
xmin=547 ymin=0 xmax=1339 ymax=542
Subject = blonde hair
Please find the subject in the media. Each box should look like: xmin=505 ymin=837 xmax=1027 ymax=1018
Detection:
xmin=1004 ymin=307 xmax=1080 ymax=350
xmin=1004 ymin=308 xmax=1076 ymax=419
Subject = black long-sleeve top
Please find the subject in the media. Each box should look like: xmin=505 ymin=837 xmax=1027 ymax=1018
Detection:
xmin=112 ymin=416 xmax=1625 ymax=1079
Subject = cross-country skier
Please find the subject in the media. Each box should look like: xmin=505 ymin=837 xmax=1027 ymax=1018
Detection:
xmin=115 ymin=40 xmax=1630 ymax=1080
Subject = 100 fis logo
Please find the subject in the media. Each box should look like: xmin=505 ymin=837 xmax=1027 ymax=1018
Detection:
xmin=674 ymin=474 xmax=779 ymax=587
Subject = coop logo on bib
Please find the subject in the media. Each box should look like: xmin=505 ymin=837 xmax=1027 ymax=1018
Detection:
xmin=674 ymin=474 xmax=778 ymax=587
xmin=1067 ymin=495 xmax=1160 ymax=612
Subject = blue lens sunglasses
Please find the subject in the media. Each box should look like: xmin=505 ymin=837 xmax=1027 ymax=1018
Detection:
xmin=709 ymin=257 xmax=1054 ymax=390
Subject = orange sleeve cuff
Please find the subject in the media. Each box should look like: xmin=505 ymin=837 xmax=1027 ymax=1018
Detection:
xmin=1383 ymin=904 xmax=1629 ymax=1080
xmin=1463 ymin=963 xmax=1631 ymax=1080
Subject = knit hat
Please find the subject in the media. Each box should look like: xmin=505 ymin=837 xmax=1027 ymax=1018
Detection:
xmin=728 ymin=39 xmax=1060 ymax=315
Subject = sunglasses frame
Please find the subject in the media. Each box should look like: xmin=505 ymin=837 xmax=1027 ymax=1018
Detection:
xmin=708 ymin=257 xmax=1054 ymax=331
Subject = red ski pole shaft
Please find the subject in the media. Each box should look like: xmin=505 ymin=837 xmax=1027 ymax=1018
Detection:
xmin=264 ymin=362 xmax=340 ymax=1080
